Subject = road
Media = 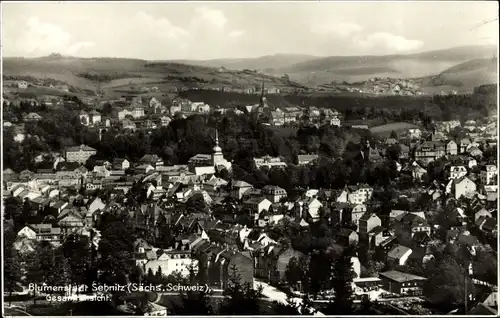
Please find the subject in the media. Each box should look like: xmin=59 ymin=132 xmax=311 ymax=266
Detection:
xmin=254 ymin=279 xmax=325 ymax=316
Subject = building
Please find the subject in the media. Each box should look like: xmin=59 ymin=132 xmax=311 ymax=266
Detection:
xmin=330 ymin=116 xmax=341 ymax=127
xmin=89 ymin=110 xmax=101 ymax=125
xmin=447 ymin=176 xmax=477 ymax=199
xmin=446 ymin=140 xmax=458 ymax=155
xmin=450 ymin=166 xmax=467 ymax=180
xmin=140 ymin=154 xmax=164 ymax=168
xmin=394 ymin=212 xmax=431 ymax=245
xmin=79 ymin=110 xmax=90 ymax=125
xmin=253 ymin=155 xmax=287 ymax=169
xmin=188 ymin=130 xmax=232 ymax=172
xmin=297 ymin=154 xmax=319 ymax=166
xmin=348 ymin=185 xmax=374 ymax=204
xmin=17 ymin=224 xmax=61 ymax=244
xmin=23 ymin=112 xmax=43 ymax=122
xmin=387 ymin=245 xmax=413 ymax=266
xmin=144 ymin=251 xmax=198 ymax=278
xmin=408 ymin=128 xmax=422 ymax=139
xmin=243 ymin=197 xmax=272 ymax=216
xmin=481 ymin=165 xmax=498 ymax=185
xmin=262 ymin=185 xmax=287 ymax=203
xmin=17 ymin=81 xmax=28 ymax=89
xmin=160 ymin=116 xmax=172 ymax=127
xmin=65 ymin=144 xmax=97 ymax=164
xmin=112 ymin=158 xmax=130 ymax=170
xmin=415 ymin=141 xmax=445 ymax=164
xmin=379 ymin=270 xmax=427 ymax=295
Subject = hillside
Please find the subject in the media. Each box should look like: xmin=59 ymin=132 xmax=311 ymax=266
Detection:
xmin=272 ymin=45 xmax=497 ymax=86
xmin=2 ymin=56 xmax=308 ymax=98
xmin=170 ymin=54 xmax=318 ymax=72
xmin=416 ymin=57 xmax=498 ymax=93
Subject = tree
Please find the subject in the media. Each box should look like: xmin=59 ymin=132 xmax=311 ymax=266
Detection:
xmin=389 ymin=130 xmax=398 ymax=139
xmin=285 ymin=256 xmax=303 ymax=290
xmin=423 ymin=254 xmax=474 ymax=312
xmin=62 ymin=235 xmax=92 ymax=294
xmin=326 ymin=246 xmax=356 ymax=314
xmin=219 ymin=265 xmax=263 ymax=315
xmin=4 ymin=227 xmax=22 ymax=305
xmin=97 ymin=217 xmax=136 ymax=285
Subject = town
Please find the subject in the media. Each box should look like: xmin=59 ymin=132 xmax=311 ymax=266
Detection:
xmin=3 ymin=74 xmax=498 ymax=316
xmin=2 ymin=1 xmax=499 ymax=316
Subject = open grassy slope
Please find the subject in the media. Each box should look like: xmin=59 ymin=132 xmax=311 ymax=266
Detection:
xmin=2 ymin=56 xmax=308 ymax=97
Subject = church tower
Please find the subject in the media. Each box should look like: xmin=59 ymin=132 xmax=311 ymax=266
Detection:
xmin=259 ymin=80 xmax=268 ymax=108
xmin=212 ymin=129 xmax=224 ymax=166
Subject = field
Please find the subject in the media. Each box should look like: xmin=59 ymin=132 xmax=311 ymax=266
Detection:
xmin=2 ymin=56 xmax=308 ymax=99
xmin=369 ymin=122 xmax=420 ymax=137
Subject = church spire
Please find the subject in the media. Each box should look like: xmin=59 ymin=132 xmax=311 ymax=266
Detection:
xmin=260 ymin=80 xmax=267 ymax=108
xmin=215 ymin=129 xmax=219 ymax=147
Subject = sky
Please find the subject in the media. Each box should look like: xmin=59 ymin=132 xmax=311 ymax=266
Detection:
xmin=2 ymin=1 xmax=498 ymax=60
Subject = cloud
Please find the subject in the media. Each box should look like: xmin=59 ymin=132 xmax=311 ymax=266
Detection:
xmin=311 ymin=21 xmax=363 ymax=37
xmin=13 ymin=17 xmax=94 ymax=56
xmin=354 ymin=32 xmax=424 ymax=52
xmin=192 ymin=7 xmax=228 ymax=30
xmin=229 ymin=30 xmax=245 ymax=38
xmin=136 ymin=12 xmax=190 ymax=40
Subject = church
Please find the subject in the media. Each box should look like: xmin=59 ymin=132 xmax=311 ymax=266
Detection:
xmin=188 ymin=130 xmax=232 ymax=175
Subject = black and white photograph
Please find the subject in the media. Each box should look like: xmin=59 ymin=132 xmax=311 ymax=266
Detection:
xmin=1 ymin=1 xmax=498 ymax=316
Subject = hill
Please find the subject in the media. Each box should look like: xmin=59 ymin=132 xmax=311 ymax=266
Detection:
xmin=170 ymin=54 xmax=318 ymax=72
xmin=415 ymin=57 xmax=498 ymax=93
xmin=272 ymin=45 xmax=497 ymax=86
xmin=2 ymin=56 xmax=308 ymax=97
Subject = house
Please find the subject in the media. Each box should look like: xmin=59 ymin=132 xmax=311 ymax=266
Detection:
xmin=253 ymin=156 xmax=287 ymax=169
xmin=230 ymin=180 xmax=253 ymax=200
xmin=446 ymin=140 xmax=458 ymax=155
xmin=351 ymin=204 xmax=368 ymax=227
xmin=450 ymin=166 xmax=467 ymax=180
xmin=17 ymin=224 xmax=62 ymax=244
xmin=144 ymin=250 xmax=198 ymax=278
xmin=262 ymin=185 xmax=287 ymax=203
xmin=159 ymin=116 xmax=172 ymax=127
xmin=401 ymin=163 xmax=427 ymax=181
xmin=358 ymin=213 xmax=384 ymax=248
xmin=379 ymin=270 xmax=427 ymax=295
xmin=112 ymin=158 xmax=130 ymax=171
xmin=294 ymin=197 xmax=323 ymax=221
xmin=387 ymin=245 xmax=413 ymax=266
xmin=481 ymin=165 xmax=497 ymax=185
xmin=17 ymin=81 xmax=28 ymax=89
xmin=65 ymin=144 xmax=97 ymax=164
xmin=446 ymin=176 xmax=477 ymax=199
xmin=243 ymin=197 xmax=272 ymax=215
xmin=336 ymin=228 xmax=359 ymax=247
xmin=399 ymin=144 xmax=410 ymax=160
xmin=329 ymin=116 xmax=341 ymax=127
xmin=348 ymin=184 xmax=373 ymax=204
xmin=140 ymin=154 xmax=164 ymax=168
xmin=23 ymin=112 xmax=43 ymax=122
xmin=89 ymin=110 xmax=101 ymax=125
xmin=394 ymin=212 xmax=431 ymax=245
xmin=468 ymin=146 xmax=483 ymax=157
xmin=297 ymin=154 xmax=319 ymax=166
xmin=408 ymin=128 xmax=422 ymax=139
xmin=415 ymin=141 xmax=445 ymax=164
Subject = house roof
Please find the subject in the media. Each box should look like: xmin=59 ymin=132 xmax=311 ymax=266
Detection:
xmin=388 ymin=245 xmax=412 ymax=260
xmin=66 ymin=144 xmax=96 ymax=152
xmin=379 ymin=270 xmax=427 ymax=283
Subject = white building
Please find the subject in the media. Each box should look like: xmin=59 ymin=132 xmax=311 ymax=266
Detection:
xmin=481 ymin=165 xmax=498 ymax=185
xmin=254 ymin=156 xmax=287 ymax=169
xmin=450 ymin=166 xmax=467 ymax=180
